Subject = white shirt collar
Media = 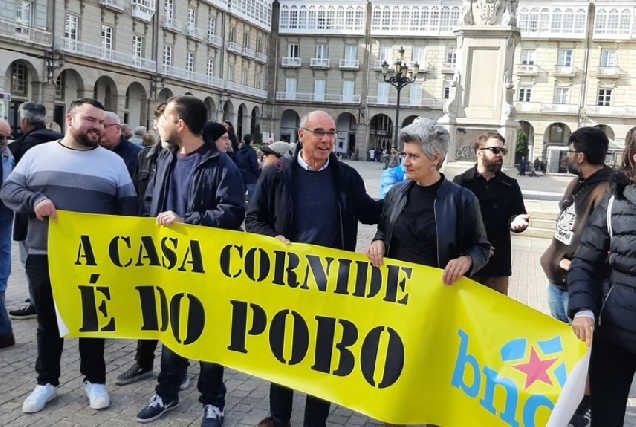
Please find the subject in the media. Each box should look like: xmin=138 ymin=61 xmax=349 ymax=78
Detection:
xmin=296 ymin=149 xmax=330 ymax=171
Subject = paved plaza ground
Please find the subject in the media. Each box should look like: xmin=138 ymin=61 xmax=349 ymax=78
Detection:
xmin=1 ymin=160 xmax=635 ymax=426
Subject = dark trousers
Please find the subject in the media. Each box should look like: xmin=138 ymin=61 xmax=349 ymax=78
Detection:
xmin=270 ymin=383 xmax=331 ymax=427
xmin=589 ymin=331 xmax=636 ymax=426
xmin=156 ymin=345 xmax=226 ymax=408
xmin=136 ymin=339 xmax=158 ymax=371
xmin=26 ymin=255 xmax=106 ymax=386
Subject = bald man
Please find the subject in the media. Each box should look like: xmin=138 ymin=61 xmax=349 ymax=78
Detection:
xmin=101 ymin=112 xmax=141 ymax=176
xmin=0 ymin=119 xmax=14 ymax=348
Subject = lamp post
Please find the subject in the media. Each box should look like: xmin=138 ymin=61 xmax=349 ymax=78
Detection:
xmin=382 ymin=46 xmax=418 ymax=149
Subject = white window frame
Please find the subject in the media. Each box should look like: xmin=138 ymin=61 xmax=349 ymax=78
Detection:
xmin=132 ymin=35 xmax=143 ymax=58
xmin=287 ymin=43 xmax=299 ymax=58
xmin=316 ymin=45 xmax=328 ymax=59
xmin=186 ymin=52 xmax=194 ymax=73
xmin=286 ymin=77 xmax=297 ymax=99
xmin=16 ymin=1 xmax=32 ymax=26
xmin=345 ymin=45 xmax=358 ymax=61
xmin=409 ymin=82 xmax=422 ymax=106
xmin=597 ymin=88 xmax=612 ymax=106
xmin=164 ymin=0 xmax=173 ymax=19
xmin=229 ymin=26 xmax=237 ymax=43
xmin=557 ymin=49 xmax=573 ymax=66
xmin=518 ymin=87 xmax=532 ymax=102
xmin=601 ymin=49 xmax=617 ymax=67
xmin=520 ymin=49 xmax=536 ymax=65
xmin=227 ymin=64 xmax=235 ymax=81
xmin=242 ymin=69 xmax=248 ymax=85
xmin=378 ymin=82 xmax=390 ymax=103
xmin=342 ymin=80 xmax=355 ymax=103
xmin=446 ymin=47 xmax=457 ymax=64
xmin=554 ymin=87 xmax=570 ymax=104
xmin=379 ymin=46 xmax=392 ymax=62
xmin=207 ymin=58 xmax=215 ymax=78
xmin=208 ymin=17 xmax=216 ymax=37
xmin=314 ymin=79 xmax=326 ymax=101
xmin=163 ymin=45 xmax=172 ymax=67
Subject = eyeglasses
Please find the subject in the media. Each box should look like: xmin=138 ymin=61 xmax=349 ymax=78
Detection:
xmin=303 ymin=128 xmax=338 ymax=138
xmin=479 ymin=147 xmax=508 ymax=155
xmin=0 ymin=134 xmax=10 ymax=141
xmin=103 ymin=123 xmax=120 ymax=129
xmin=568 ymin=150 xmax=580 ymax=154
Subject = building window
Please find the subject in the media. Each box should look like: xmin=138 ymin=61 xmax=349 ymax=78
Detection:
xmin=208 ymin=18 xmax=216 ymax=38
xmin=342 ymin=80 xmax=355 ymax=103
xmin=187 ymin=8 xmax=196 ymax=28
xmin=287 ymin=44 xmax=299 ymax=57
xmin=163 ymin=45 xmax=172 ymax=67
xmin=254 ymin=72 xmax=261 ymax=89
xmin=379 ymin=46 xmax=392 ymax=63
xmin=207 ymin=58 xmax=214 ymax=77
xmin=227 ymin=64 xmax=234 ymax=81
xmin=409 ymin=82 xmax=422 ymax=105
xmin=518 ymin=87 xmax=532 ymax=102
xmin=286 ymin=77 xmax=297 ymax=99
xmin=597 ymin=89 xmax=612 ymax=106
xmin=132 ymin=35 xmax=143 ymax=58
xmin=316 ymin=45 xmax=328 ymax=59
xmin=443 ymin=82 xmax=451 ymax=99
xmin=345 ymin=45 xmax=357 ymax=61
xmin=446 ymin=47 xmax=457 ymax=64
xmin=256 ymin=38 xmax=263 ymax=53
xmin=520 ymin=49 xmax=535 ymax=65
xmin=554 ymin=87 xmax=570 ymax=104
xmin=412 ymin=47 xmax=425 ymax=64
xmin=595 ymin=8 xmax=632 ymax=35
xmin=64 ymin=14 xmax=79 ymax=41
xmin=242 ymin=69 xmax=248 ymax=85
xmin=229 ymin=26 xmax=236 ymax=42
xmin=601 ymin=49 xmax=617 ymax=67
xmin=101 ymin=25 xmax=113 ymax=51
xmin=16 ymin=1 xmax=32 ymax=26
xmin=55 ymin=74 xmax=65 ymax=100
xmin=11 ymin=62 xmax=28 ymax=96
xmin=164 ymin=0 xmax=173 ymax=19
xmin=314 ymin=79 xmax=326 ymax=101
xmin=243 ymin=32 xmax=250 ymax=48
xmin=557 ymin=49 xmax=573 ymax=66
xmin=377 ymin=82 xmax=390 ymax=103
xmin=186 ymin=52 xmax=194 ymax=73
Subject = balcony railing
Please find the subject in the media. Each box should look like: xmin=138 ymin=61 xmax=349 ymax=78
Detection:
xmin=596 ymin=66 xmax=621 ymax=79
xmin=224 ymin=81 xmax=267 ymax=98
xmin=541 ymin=103 xmax=579 ymax=114
xmin=281 ymin=57 xmax=301 ymax=67
xmin=310 ymin=58 xmax=330 ymax=68
xmin=162 ymin=65 xmax=224 ymax=89
xmin=162 ymin=17 xmax=183 ymax=33
xmin=185 ymin=24 xmax=205 ymax=41
xmin=373 ymin=59 xmax=391 ymax=70
xmin=441 ymin=63 xmax=457 ymax=74
xmin=406 ymin=98 xmax=445 ymax=108
xmin=517 ymin=64 xmax=539 ymax=76
xmin=514 ymin=102 xmax=542 ymax=114
xmin=586 ymin=105 xmax=626 ymax=117
xmin=100 ymin=0 xmax=125 ymax=12
xmin=131 ymin=0 xmax=154 ymax=21
xmin=242 ymin=47 xmax=255 ymax=58
xmin=255 ymin=52 xmax=267 ymax=64
xmin=367 ymin=96 xmax=398 ymax=105
xmin=207 ymin=34 xmax=223 ymax=47
xmin=554 ymin=65 xmax=577 ymax=77
xmin=0 ymin=19 xmax=52 ymax=46
xmin=339 ymin=59 xmax=359 ymax=70
xmin=226 ymin=41 xmax=242 ymax=54
xmin=58 ymin=37 xmax=156 ymax=72
xmin=275 ymin=92 xmax=360 ymax=103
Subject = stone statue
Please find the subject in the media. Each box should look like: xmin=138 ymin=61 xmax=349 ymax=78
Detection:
xmin=458 ymin=0 xmax=474 ymax=25
xmin=502 ymin=70 xmax=516 ymax=120
xmin=475 ymin=0 xmax=504 ymax=25
xmin=502 ymin=0 xmax=519 ymax=26
xmin=443 ymin=71 xmax=461 ymax=116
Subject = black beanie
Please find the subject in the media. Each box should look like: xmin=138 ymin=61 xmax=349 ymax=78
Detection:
xmin=203 ymin=121 xmax=227 ymax=142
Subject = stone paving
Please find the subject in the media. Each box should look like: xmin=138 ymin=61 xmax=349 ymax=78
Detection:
xmin=1 ymin=160 xmax=635 ymax=426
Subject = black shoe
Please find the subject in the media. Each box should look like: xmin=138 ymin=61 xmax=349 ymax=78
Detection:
xmin=9 ymin=301 xmax=37 ymax=320
xmin=568 ymin=395 xmax=591 ymax=427
xmin=116 ymin=362 xmax=153 ymax=385
xmin=137 ymin=395 xmax=178 ymax=423
xmin=257 ymin=417 xmax=290 ymax=427
xmin=201 ymin=404 xmax=224 ymax=427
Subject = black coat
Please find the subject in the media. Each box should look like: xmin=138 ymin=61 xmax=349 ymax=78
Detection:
xmin=235 ymin=144 xmax=260 ymax=185
xmin=9 ymin=126 xmax=63 ymax=241
xmin=568 ymin=174 xmax=636 ymax=352
xmin=453 ymin=167 xmax=526 ymax=276
xmin=374 ymin=178 xmax=491 ymax=274
xmin=244 ymin=153 xmax=382 ymax=251
xmin=142 ymin=138 xmax=245 ymax=230
xmin=132 ymin=141 xmax=162 ymax=214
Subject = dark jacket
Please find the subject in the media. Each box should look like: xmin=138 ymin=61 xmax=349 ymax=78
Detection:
xmin=9 ymin=126 xmax=63 ymax=241
xmin=567 ymin=173 xmax=636 ymax=352
xmin=113 ymin=137 xmax=142 ymax=177
xmin=142 ymin=137 xmax=245 ymax=230
xmin=132 ymin=141 xmax=163 ymax=214
xmin=453 ymin=166 xmax=526 ymax=276
xmin=244 ymin=153 xmax=383 ymax=251
xmin=235 ymin=144 xmax=260 ymax=185
xmin=374 ymin=178 xmax=490 ymax=275
xmin=541 ymin=166 xmax=613 ymax=289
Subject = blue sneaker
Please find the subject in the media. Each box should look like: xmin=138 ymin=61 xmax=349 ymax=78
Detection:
xmin=137 ymin=395 xmax=178 ymax=423
xmin=201 ymin=404 xmax=224 ymax=427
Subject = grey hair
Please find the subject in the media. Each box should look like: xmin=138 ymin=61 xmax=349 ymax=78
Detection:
xmin=299 ymin=110 xmax=332 ymax=129
xmin=399 ymin=117 xmax=449 ymax=170
xmin=104 ymin=111 xmax=121 ymax=124
xmin=19 ymin=102 xmax=46 ymax=125
xmin=134 ymin=126 xmax=147 ymax=136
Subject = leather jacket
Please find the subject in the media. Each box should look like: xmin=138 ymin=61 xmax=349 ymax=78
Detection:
xmin=373 ymin=177 xmax=490 ymax=275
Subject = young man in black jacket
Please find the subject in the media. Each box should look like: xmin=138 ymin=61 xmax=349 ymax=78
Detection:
xmin=136 ymin=96 xmax=245 ymax=427
xmin=453 ymin=132 xmax=529 ymax=295
xmin=245 ymin=110 xmax=382 ymax=427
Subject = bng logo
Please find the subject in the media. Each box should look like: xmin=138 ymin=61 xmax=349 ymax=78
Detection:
xmin=451 ymin=329 xmax=567 ymax=427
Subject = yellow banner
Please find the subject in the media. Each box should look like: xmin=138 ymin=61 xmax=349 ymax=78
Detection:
xmin=48 ymin=211 xmax=585 ymax=426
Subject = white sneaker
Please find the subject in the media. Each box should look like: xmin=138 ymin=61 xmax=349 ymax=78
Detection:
xmin=23 ymin=384 xmax=58 ymax=413
xmin=84 ymin=381 xmax=110 ymax=410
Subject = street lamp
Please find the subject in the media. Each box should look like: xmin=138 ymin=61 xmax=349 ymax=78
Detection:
xmin=382 ymin=46 xmax=418 ymax=149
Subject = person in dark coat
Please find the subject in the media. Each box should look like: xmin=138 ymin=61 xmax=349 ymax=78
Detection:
xmin=8 ymin=102 xmax=62 ymax=320
xmin=223 ymin=121 xmax=239 ymax=159
xmin=519 ymin=156 xmax=529 ymax=176
xmin=235 ymin=133 xmax=260 ymax=201
xmin=453 ymin=132 xmax=529 ymax=295
xmin=101 ymin=112 xmax=142 ymax=176
xmin=567 ymin=134 xmax=636 ymax=427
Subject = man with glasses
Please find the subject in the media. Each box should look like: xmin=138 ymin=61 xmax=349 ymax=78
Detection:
xmin=453 ymin=132 xmax=529 ymax=295
xmin=245 ymin=110 xmax=382 ymax=427
xmin=0 ymin=119 xmax=14 ymax=348
xmin=101 ymin=112 xmax=142 ymax=176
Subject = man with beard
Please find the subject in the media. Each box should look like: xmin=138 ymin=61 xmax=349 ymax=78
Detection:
xmin=540 ymin=126 xmax=612 ymax=427
xmin=453 ymin=132 xmax=529 ymax=295
xmin=0 ymin=98 xmax=137 ymax=413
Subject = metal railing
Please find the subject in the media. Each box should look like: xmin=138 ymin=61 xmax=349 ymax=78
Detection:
xmin=207 ymin=34 xmax=223 ymax=47
xmin=255 ymin=52 xmax=267 ymax=63
xmin=367 ymin=96 xmax=398 ymax=105
xmin=554 ymin=65 xmax=577 ymax=76
xmin=281 ymin=57 xmax=301 ymax=67
xmin=514 ymin=102 xmax=542 ymax=113
xmin=162 ymin=65 xmax=224 ymax=89
xmin=339 ymin=59 xmax=359 ymax=69
xmin=597 ymin=66 xmax=621 ymax=78
xmin=226 ymin=41 xmax=242 ymax=53
xmin=162 ymin=16 xmax=183 ymax=32
xmin=517 ymin=64 xmax=538 ymax=75
xmin=276 ymin=92 xmax=360 ymax=103
xmin=242 ymin=47 xmax=255 ymax=58
xmin=100 ymin=0 xmax=125 ymax=11
xmin=541 ymin=103 xmax=579 ymax=114
xmin=131 ymin=0 xmax=154 ymax=21
xmin=0 ymin=19 xmax=52 ymax=46
xmin=586 ymin=105 xmax=626 ymax=116
xmin=58 ymin=37 xmax=156 ymax=72
xmin=185 ymin=24 xmax=205 ymax=41
xmin=310 ymin=58 xmax=330 ymax=68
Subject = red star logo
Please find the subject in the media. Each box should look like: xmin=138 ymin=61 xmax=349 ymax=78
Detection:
xmin=512 ymin=346 xmax=558 ymax=390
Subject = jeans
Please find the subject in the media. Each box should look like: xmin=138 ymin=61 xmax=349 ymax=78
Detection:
xmin=0 ymin=292 xmax=11 ymax=335
xmin=136 ymin=339 xmax=158 ymax=371
xmin=245 ymin=183 xmax=256 ymax=203
xmin=27 ymin=255 xmax=106 ymax=386
xmin=156 ymin=345 xmax=226 ymax=408
xmin=19 ymin=240 xmax=36 ymax=306
xmin=0 ymin=207 xmax=12 ymax=293
xmin=270 ymin=383 xmax=331 ymax=427
xmin=547 ymin=282 xmax=570 ymax=323
xmin=589 ymin=332 xmax=636 ymax=426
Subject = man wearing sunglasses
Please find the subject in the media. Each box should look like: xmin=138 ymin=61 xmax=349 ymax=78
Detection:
xmin=453 ymin=132 xmax=529 ymax=296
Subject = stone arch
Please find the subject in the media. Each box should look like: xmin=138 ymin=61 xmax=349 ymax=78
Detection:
xmin=402 ymin=115 xmax=419 ymax=127
xmin=157 ymin=88 xmax=173 ymax=103
xmin=518 ymin=120 xmax=535 ymax=162
xmin=52 ymin=68 xmax=85 ymax=132
xmin=4 ymin=58 xmax=42 ymax=134
xmin=94 ymin=75 xmax=119 ymax=112
xmin=223 ymin=100 xmax=235 ymax=124
xmin=595 ymin=124 xmax=615 ymax=142
xmin=250 ymin=106 xmax=262 ymax=134
xmin=543 ymin=122 xmax=573 ymax=173
xmin=336 ymin=112 xmax=357 ymax=155
xmin=543 ymin=122 xmax=572 ymax=146
xmin=280 ymin=109 xmax=300 ymax=143
xmin=125 ymin=82 xmax=148 ymax=129
xmin=237 ymin=103 xmax=248 ymax=140
xmin=184 ymin=92 xmax=194 ymax=96
xmin=369 ymin=114 xmax=393 ymax=152
xmin=205 ymin=97 xmax=217 ymax=120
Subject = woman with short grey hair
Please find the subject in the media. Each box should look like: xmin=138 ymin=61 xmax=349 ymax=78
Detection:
xmin=367 ymin=116 xmax=490 ymax=301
